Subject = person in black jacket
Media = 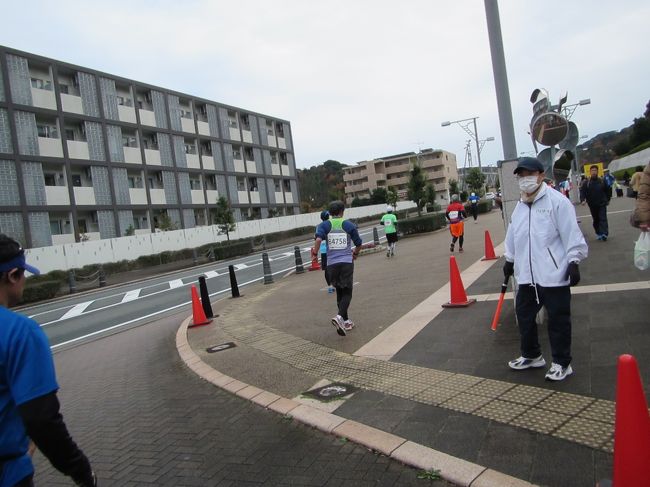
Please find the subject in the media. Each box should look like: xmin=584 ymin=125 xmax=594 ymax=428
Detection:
xmin=584 ymin=165 xmax=610 ymax=241
xmin=0 ymin=234 xmax=96 ymax=487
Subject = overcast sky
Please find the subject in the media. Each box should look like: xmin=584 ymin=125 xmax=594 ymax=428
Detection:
xmin=1 ymin=0 xmax=647 ymax=169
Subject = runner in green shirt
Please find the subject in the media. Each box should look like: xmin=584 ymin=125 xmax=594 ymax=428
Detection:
xmin=380 ymin=206 xmax=398 ymax=257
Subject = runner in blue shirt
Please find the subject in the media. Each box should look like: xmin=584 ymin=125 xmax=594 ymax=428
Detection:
xmin=0 ymin=234 xmax=95 ymax=487
xmin=468 ymin=192 xmax=480 ymax=223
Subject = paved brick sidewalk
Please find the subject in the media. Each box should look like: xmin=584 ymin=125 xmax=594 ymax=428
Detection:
xmin=34 ymin=311 xmax=450 ymax=486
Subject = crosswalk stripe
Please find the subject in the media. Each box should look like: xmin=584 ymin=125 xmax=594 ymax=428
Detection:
xmin=121 ymin=289 xmax=141 ymax=303
xmin=234 ymin=264 xmax=248 ymax=270
xmin=169 ymin=279 xmax=184 ymax=289
xmin=204 ymin=270 xmax=219 ymax=278
xmin=59 ymin=301 xmax=94 ymax=320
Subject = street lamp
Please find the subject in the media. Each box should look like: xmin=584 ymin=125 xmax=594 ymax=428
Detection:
xmin=441 ymin=117 xmax=487 ymax=170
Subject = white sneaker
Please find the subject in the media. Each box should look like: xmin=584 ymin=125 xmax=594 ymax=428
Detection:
xmin=508 ymin=355 xmax=546 ymax=370
xmin=545 ymin=363 xmax=573 ymax=381
xmin=331 ymin=315 xmax=346 ymax=336
xmin=343 ymin=320 xmax=355 ymax=331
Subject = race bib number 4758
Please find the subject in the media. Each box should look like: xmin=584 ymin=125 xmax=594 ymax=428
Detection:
xmin=327 ymin=233 xmax=348 ymax=250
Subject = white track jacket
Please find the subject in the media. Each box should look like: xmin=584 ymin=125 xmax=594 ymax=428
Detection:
xmin=504 ymin=183 xmax=588 ymax=287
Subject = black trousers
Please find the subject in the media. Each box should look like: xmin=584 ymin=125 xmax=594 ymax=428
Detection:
xmin=471 ymin=204 xmax=478 ymax=220
xmin=336 ymin=286 xmax=353 ymax=320
xmin=516 ymin=284 xmax=572 ymax=367
xmin=320 ymin=253 xmax=330 ymax=285
xmin=588 ymin=203 xmax=608 ymax=236
xmin=451 ymin=235 xmax=464 ymax=248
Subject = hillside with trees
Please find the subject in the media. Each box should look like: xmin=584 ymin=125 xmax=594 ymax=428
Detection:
xmin=297 ymin=160 xmax=347 ymax=212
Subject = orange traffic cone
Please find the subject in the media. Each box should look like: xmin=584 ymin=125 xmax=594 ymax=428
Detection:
xmin=189 ymin=284 xmax=212 ymax=328
xmin=481 ymin=230 xmax=499 ymax=261
xmin=308 ymin=255 xmax=321 ymax=271
xmin=613 ymin=354 xmax=650 ymax=486
xmin=442 ymin=256 xmax=476 ymax=308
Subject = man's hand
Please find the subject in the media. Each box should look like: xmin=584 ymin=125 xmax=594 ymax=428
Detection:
xmin=503 ymin=261 xmax=514 ymax=278
xmin=352 ymin=247 xmax=361 ymax=260
xmin=565 ymin=262 xmax=580 ymax=286
xmin=311 ymin=248 xmax=317 ymax=258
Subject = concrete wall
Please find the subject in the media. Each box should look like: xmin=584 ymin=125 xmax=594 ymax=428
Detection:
xmin=25 ymin=201 xmax=417 ymax=273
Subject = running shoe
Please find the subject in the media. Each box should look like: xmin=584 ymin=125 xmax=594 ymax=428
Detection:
xmin=331 ymin=315 xmax=346 ymax=336
xmin=450 ymin=244 xmax=454 ymax=252
xmin=545 ymin=363 xmax=573 ymax=381
xmin=508 ymin=355 xmax=546 ymax=370
xmin=343 ymin=320 xmax=355 ymax=331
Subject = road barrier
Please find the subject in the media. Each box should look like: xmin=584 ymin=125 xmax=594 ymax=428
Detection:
xmin=198 ymin=275 xmax=214 ymax=318
xmin=294 ymin=246 xmax=305 ymax=274
xmin=228 ymin=265 xmax=241 ymax=298
xmin=262 ymin=253 xmax=274 ymax=284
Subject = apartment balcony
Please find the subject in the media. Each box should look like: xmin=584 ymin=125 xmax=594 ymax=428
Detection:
xmin=267 ymin=136 xmax=277 ymax=148
xmin=285 ymin=193 xmax=293 ymax=204
xmin=197 ymin=120 xmax=210 ymax=136
xmin=181 ymin=118 xmax=195 ymax=133
xmin=81 ymin=232 xmax=101 ymax=241
xmin=30 ymin=87 xmax=57 ymax=110
xmin=191 ymin=190 xmax=205 ymax=204
xmin=139 ymin=109 xmax=157 ymax=127
xmin=246 ymin=161 xmax=257 ymax=173
xmin=271 ymin=163 xmax=281 ymax=176
xmin=118 ymin=105 xmax=137 ymax=124
xmin=129 ymin=188 xmax=147 ymax=205
xmin=229 ymin=127 xmax=241 ymax=141
xmin=201 ymin=155 xmax=215 ymax=170
xmin=433 ymin=182 xmax=448 ymax=192
xmin=278 ymin=137 xmax=286 ymax=149
xmin=249 ymin=191 xmax=260 ymax=204
xmin=346 ymin=181 xmax=369 ymax=191
xmin=67 ymin=140 xmax=89 ymax=160
xmin=52 ymin=233 xmax=76 ymax=245
xmin=149 ymin=188 xmax=166 ymax=205
xmin=73 ymin=186 xmax=96 ymax=205
xmin=234 ymin=159 xmax=245 ymax=173
xmin=186 ymin=153 xmax=201 ymax=169
xmin=424 ymin=169 xmax=446 ymax=180
xmin=343 ymin=172 xmax=366 ymax=182
xmin=61 ymin=93 xmax=83 ymax=114
xmin=45 ymin=186 xmax=70 ymax=205
xmin=237 ymin=191 xmax=249 ymax=204
xmin=385 ymin=164 xmax=409 ymax=175
xmin=145 ymin=148 xmax=161 ymax=165
xmin=242 ymin=130 xmax=253 ymax=144
xmin=123 ymin=146 xmax=142 ymax=164
xmin=280 ymin=165 xmax=291 ymax=176
xmin=274 ymin=191 xmax=284 ymax=203
xmin=386 ymin=175 xmax=408 ymax=186
xmin=38 ymin=137 xmax=63 ymax=158
xmin=205 ymin=189 xmax=218 ymax=203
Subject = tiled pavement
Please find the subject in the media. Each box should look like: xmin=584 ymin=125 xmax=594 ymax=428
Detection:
xmin=185 ymin=197 xmax=649 ymax=486
xmin=34 ymin=311 xmax=451 ymax=486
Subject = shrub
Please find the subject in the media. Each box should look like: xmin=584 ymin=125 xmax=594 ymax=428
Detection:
xmin=398 ymin=214 xmax=447 ymax=236
xmin=22 ymin=280 xmax=62 ymax=304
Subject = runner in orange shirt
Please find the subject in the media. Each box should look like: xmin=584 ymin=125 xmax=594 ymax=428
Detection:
xmin=446 ymin=194 xmax=467 ymax=253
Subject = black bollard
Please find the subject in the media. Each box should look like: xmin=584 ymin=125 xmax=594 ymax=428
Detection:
xmin=68 ymin=270 xmax=76 ymax=294
xmin=294 ymin=246 xmax=304 ymax=274
xmin=192 ymin=248 xmax=198 ymax=266
xmin=262 ymin=252 xmax=274 ymax=284
xmin=98 ymin=265 xmax=106 ymax=288
xmin=228 ymin=264 xmax=240 ymax=298
xmin=373 ymin=227 xmax=380 ymax=245
xmin=198 ymin=275 xmax=214 ymax=318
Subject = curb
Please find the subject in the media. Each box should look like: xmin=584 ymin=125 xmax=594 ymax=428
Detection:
xmin=176 ymin=315 xmax=536 ymax=487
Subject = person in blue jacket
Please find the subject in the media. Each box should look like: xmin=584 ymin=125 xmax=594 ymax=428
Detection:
xmin=468 ymin=192 xmax=480 ymax=223
xmin=318 ymin=210 xmax=334 ymax=293
xmin=0 ymin=234 xmax=96 ymax=487
xmin=311 ymin=201 xmax=363 ymax=336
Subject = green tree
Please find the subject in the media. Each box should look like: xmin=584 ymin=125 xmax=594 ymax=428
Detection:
xmin=387 ymin=186 xmax=398 ymax=209
xmin=297 ymin=160 xmax=346 ymax=208
xmin=267 ymin=207 xmax=280 ymax=218
xmin=448 ymin=178 xmax=459 ymax=197
xmin=158 ymin=213 xmax=177 ymax=231
xmin=351 ymin=196 xmax=372 ymax=207
xmin=370 ymin=187 xmax=388 ymax=204
xmin=407 ymin=159 xmax=427 ymax=216
xmin=213 ymin=196 xmax=236 ymax=240
xmin=424 ymin=184 xmax=436 ymax=210
xmin=465 ymin=168 xmax=486 ymax=195
xmin=124 ymin=224 xmax=135 ymax=236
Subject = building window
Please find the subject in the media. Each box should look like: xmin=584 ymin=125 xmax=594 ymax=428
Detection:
xmin=270 ymin=152 xmax=278 ymax=164
xmin=283 ymin=179 xmax=291 ymax=192
xmin=37 ymin=124 xmax=58 ymax=139
xmin=248 ymin=177 xmax=258 ymax=192
xmin=31 ymin=78 xmax=52 ymax=90
xmin=59 ymin=84 xmax=69 ymax=94
xmin=240 ymin=114 xmax=250 ymax=131
xmin=237 ymin=177 xmax=246 ymax=191
xmin=244 ymin=147 xmax=254 ymax=161
xmin=44 ymin=174 xmax=56 ymax=186
xmin=72 ymin=175 xmax=82 ymax=187
xmin=122 ymin=136 xmax=137 ymax=148
xmin=65 ymin=129 xmax=75 ymax=141
xmin=275 ymin=122 xmax=284 ymax=138
xmin=190 ymin=179 xmax=201 ymax=190
xmin=232 ymin=147 xmax=242 ymax=160
xmin=274 ymin=179 xmax=281 ymax=192
xmin=228 ymin=111 xmax=238 ymax=128
xmin=279 ymin=153 xmax=288 ymax=166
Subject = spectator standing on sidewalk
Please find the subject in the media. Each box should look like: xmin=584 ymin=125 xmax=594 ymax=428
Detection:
xmin=311 ymin=201 xmax=362 ymax=336
xmin=468 ymin=192 xmax=480 ymax=223
xmin=0 ymin=234 xmax=96 ymax=487
xmin=630 ymin=162 xmax=650 ymax=230
xmin=585 ymin=164 xmax=611 ymax=241
xmin=318 ymin=211 xmax=334 ymax=293
xmin=445 ymin=194 xmax=467 ymax=253
xmin=630 ymin=165 xmax=645 ymax=198
xmin=380 ymin=205 xmax=398 ymax=257
xmin=503 ymin=158 xmax=588 ymax=382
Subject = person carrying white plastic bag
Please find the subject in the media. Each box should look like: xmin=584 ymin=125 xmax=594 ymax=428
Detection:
xmin=630 ymin=161 xmax=649 ymax=270
xmin=635 ymin=232 xmax=650 ymax=270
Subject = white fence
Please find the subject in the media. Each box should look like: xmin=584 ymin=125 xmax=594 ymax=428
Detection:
xmin=608 ymin=147 xmax=650 ymax=174
xmin=27 ymin=202 xmax=417 ymax=273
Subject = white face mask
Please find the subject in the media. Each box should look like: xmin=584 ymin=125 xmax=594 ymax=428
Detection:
xmin=518 ymin=176 xmax=541 ymax=194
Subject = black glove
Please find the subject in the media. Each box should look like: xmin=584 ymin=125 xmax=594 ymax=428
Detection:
xmin=503 ymin=261 xmax=514 ymax=278
xmin=565 ymin=262 xmax=580 ymax=286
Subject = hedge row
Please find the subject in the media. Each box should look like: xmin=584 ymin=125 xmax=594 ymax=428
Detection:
xmin=397 ymin=213 xmax=447 ymax=236
xmin=465 ymin=200 xmax=493 ymax=215
xmin=22 ymin=281 xmax=62 ymax=303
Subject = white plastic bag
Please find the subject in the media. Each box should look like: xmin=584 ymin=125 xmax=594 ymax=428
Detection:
xmin=634 ymin=232 xmax=650 ymax=270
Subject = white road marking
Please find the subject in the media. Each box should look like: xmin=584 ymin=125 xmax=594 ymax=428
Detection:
xmin=204 ymin=271 xmax=219 ymax=278
xmin=169 ymin=279 xmax=184 ymax=289
xmin=59 ymin=301 xmax=94 ymax=320
xmin=121 ymin=289 xmax=141 ymax=303
xmin=234 ymin=264 xmax=248 ymax=270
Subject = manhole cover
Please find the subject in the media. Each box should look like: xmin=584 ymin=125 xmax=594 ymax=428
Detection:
xmin=302 ymin=383 xmax=358 ymax=402
xmin=206 ymin=342 xmax=236 ymax=353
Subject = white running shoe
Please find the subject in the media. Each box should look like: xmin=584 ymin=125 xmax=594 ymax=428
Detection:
xmin=545 ymin=363 xmax=573 ymax=381
xmin=331 ymin=315 xmax=346 ymax=336
xmin=343 ymin=320 xmax=355 ymax=331
xmin=508 ymin=355 xmax=546 ymax=370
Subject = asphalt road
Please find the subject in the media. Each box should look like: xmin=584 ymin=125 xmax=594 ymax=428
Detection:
xmin=22 ymin=226 xmax=385 ymax=350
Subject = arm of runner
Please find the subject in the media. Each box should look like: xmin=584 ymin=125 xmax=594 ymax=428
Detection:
xmin=312 ymin=237 xmax=322 ymax=257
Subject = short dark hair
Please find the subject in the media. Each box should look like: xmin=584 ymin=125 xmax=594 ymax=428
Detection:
xmin=0 ymin=234 xmax=23 ymax=281
xmin=328 ymin=200 xmax=345 ymax=216
xmin=590 ymin=165 xmax=599 ymax=171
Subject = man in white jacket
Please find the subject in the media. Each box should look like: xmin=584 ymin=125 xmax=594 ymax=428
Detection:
xmin=503 ymin=158 xmax=588 ymax=381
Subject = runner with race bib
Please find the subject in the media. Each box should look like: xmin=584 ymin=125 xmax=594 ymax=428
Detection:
xmin=380 ymin=205 xmax=398 ymax=257
xmin=446 ymin=194 xmax=467 ymax=253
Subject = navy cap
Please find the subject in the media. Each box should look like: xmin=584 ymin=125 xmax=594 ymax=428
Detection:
xmin=513 ymin=157 xmax=545 ymax=174
xmin=0 ymin=253 xmax=40 ymax=275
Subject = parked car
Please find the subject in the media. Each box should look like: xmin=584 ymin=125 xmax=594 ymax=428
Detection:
xmin=484 ymin=192 xmax=496 ymax=200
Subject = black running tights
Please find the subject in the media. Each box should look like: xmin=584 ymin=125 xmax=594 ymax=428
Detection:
xmin=336 ymin=286 xmax=353 ymax=320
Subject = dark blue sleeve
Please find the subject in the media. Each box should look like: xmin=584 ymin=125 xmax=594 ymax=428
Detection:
xmin=315 ymin=221 xmax=331 ymax=240
xmin=343 ymin=220 xmax=362 ymax=246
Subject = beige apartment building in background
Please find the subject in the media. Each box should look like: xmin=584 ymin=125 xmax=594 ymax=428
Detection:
xmin=343 ymin=149 xmax=458 ymax=206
